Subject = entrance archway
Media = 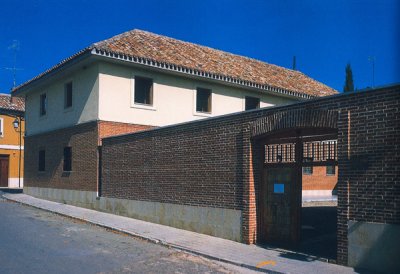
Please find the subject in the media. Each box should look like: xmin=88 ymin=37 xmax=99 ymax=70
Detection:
xmin=250 ymin=109 xmax=338 ymax=256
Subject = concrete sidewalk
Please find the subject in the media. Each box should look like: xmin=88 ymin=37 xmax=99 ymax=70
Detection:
xmin=3 ymin=193 xmax=357 ymax=274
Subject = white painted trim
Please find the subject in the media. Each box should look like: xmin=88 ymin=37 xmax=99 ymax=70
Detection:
xmin=0 ymin=144 xmax=24 ymax=150
xmin=0 ymin=117 xmax=3 ymax=137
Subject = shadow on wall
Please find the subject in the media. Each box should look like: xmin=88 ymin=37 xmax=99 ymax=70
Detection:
xmin=348 ymin=221 xmax=400 ymax=273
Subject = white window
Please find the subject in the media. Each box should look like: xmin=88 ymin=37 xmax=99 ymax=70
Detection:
xmin=245 ymin=96 xmax=260 ymax=110
xmin=131 ymin=75 xmax=156 ymax=111
xmin=134 ymin=76 xmax=153 ymax=105
xmin=196 ymin=87 xmax=212 ymax=113
xmin=0 ymin=118 xmax=3 ymax=137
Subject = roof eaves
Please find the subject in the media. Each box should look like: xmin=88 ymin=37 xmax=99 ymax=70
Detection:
xmin=91 ymin=47 xmax=315 ymax=100
xmin=12 ymin=48 xmax=93 ymax=96
xmin=0 ymin=107 xmax=24 ymax=116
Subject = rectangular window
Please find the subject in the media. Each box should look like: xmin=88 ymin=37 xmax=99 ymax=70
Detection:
xmin=63 ymin=147 xmax=72 ymax=172
xmin=0 ymin=118 xmax=3 ymax=137
xmin=38 ymin=150 xmax=45 ymax=171
xmin=134 ymin=76 xmax=153 ymax=105
xmin=196 ymin=88 xmax=212 ymax=113
xmin=326 ymin=164 xmax=336 ymax=175
xmin=64 ymin=82 xmax=73 ymax=108
xmin=245 ymin=96 xmax=260 ymax=110
xmin=40 ymin=93 xmax=47 ymax=116
xmin=303 ymin=157 xmax=313 ymax=175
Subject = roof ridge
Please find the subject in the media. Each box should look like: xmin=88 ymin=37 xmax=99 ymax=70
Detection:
xmin=13 ymin=29 xmax=337 ymax=97
xmin=95 ymin=29 xmax=301 ymax=76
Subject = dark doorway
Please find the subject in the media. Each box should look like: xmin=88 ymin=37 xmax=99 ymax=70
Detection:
xmin=299 ymin=140 xmax=338 ymax=261
xmin=299 ymin=205 xmax=337 ymax=260
xmin=0 ymin=155 xmax=10 ymax=187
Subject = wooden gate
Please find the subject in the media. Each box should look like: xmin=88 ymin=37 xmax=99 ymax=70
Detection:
xmin=259 ymin=131 xmax=337 ymax=247
xmin=260 ymin=139 xmax=302 ymax=246
xmin=261 ymin=166 xmax=300 ymax=245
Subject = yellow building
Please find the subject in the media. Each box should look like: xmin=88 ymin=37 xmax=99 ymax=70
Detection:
xmin=0 ymin=94 xmax=24 ymax=188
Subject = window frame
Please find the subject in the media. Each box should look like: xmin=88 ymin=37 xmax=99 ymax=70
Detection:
xmin=196 ymin=87 xmax=212 ymax=114
xmin=38 ymin=149 xmax=45 ymax=172
xmin=64 ymin=82 xmax=73 ymax=109
xmin=245 ymin=96 xmax=260 ymax=111
xmin=39 ymin=93 xmax=47 ymax=116
xmin=302 ymin=157 xmax=313 ymax=175
xmin=63 ymin=146 xmax=72 ymax=172
xmin=0 ymin=117 xmax=3 ymax=137
xmin=326 ymin=160 xmax=336 ymax=176
xmin=133 ymin=76 xmax=154 ymax=106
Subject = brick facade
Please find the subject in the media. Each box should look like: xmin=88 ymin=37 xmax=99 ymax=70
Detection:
xmin=101 ymin=120 xmax=245 ymax=209
xmin=24 ymin=120 xmax=152 ymax=192
xmin=98 ymin=121 xmax=154 ymax=144
xmin=302 ymin=166 xmax=338 ymax=191
xmin=24 ymin=121 xmax=99 ymax=191
xmin=101 ymin=85 xmax=400 ymax=265
xmin=23 ymin=86 xmax=399 ymax=267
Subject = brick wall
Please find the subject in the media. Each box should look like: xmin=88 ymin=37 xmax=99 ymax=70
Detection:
xmin=24 ymin=121 xmax=99 ymax=191
xmin=101 ymin=85 xmax=399 ymax=265
xmin=101 ymin=119 xmax=246 ymax=209
xmin=302 ymin=166 xmax=338 ymax=191
xmin=98 ymin=121 xmax=154 ymax=144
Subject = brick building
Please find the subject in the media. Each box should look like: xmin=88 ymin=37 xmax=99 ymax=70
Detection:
xmin=12 ymin=30 xmax=399 ymax=272
xmin=12 ymin=29 xmax=335 ymax=197
xmin=98 ymin=84 xmax=399 ymax=272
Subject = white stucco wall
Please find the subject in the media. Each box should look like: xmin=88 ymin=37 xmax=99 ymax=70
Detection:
xmin=98 ymin=62 xmax=297 ymax=127
xmin=25 ymin=61 xmax=299 ymax=136
xmin=25 ymin=64 xmax=99 ymax=136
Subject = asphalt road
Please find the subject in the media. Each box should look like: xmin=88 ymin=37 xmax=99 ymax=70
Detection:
xmin=0 ymin=194 xmax=255 ymax=274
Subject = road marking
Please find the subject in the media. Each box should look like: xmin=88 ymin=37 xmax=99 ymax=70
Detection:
xmin=256 ymin=260 xmax=277 ymax=268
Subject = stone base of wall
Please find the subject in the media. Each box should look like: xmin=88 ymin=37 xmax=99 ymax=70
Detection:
xmin=348 ymin=221 xmax=400 ymax=273
xmin=24 ymin=186 xmax=242 ymax=242
xmin=302 ymin=190 xmax=336 ymax=201
xmin=8 ymin=178 xmax=24 ymax=188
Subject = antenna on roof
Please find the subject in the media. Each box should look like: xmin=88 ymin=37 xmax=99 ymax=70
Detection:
xmin=3 ymin=40 xmax=23 ymax=89
xmin=292 ymin=56 xmax=296 ymax=70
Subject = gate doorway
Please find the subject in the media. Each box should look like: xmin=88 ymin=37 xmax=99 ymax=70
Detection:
xmin=0 ymin=155 xmax=10 ymax=187
xmin=261 ymin=166 xmax=300 ymax=245
xmin=259 ymin=128 xmax=338 ymax=259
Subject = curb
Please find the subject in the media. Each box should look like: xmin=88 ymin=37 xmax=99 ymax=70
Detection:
xmin=3 ymin=194 xmax=282 ymax=274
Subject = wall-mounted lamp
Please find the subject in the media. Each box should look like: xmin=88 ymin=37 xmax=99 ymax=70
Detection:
xmin=13 ymin=117 xmax=19 ymax=129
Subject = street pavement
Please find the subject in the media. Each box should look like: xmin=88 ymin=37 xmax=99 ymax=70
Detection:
xmin=2 ymin=192 xmax=359 ymax=274
xmin=0 ymin=193 xmax=256 ymax=274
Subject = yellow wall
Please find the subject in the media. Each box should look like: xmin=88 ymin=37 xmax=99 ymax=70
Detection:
xmin=0 ymin=114 xmax=24 ymax=187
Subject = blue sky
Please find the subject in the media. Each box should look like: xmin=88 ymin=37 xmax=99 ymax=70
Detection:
xmin=0 ymin=0 xmax=399 ymax=93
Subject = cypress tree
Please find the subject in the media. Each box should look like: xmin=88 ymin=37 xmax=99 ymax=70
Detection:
xmin=343 ymin=63 xmax=354 ymax=92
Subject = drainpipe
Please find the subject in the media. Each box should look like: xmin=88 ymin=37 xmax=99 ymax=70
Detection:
xmin=18 ymin=116 xmax=22 ymax=188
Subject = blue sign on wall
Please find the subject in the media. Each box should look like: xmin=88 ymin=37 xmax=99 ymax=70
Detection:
xmin=274 ymin=183 xmax=285 ymax=194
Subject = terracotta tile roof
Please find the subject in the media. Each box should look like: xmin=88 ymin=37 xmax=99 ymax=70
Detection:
xmin=93 ymin=29 xmax=337 ymax=97
xmin=13 ymin=29 xmax=337 ymax=98
xmin=0 ymin=93 xmax=25 ymax=112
